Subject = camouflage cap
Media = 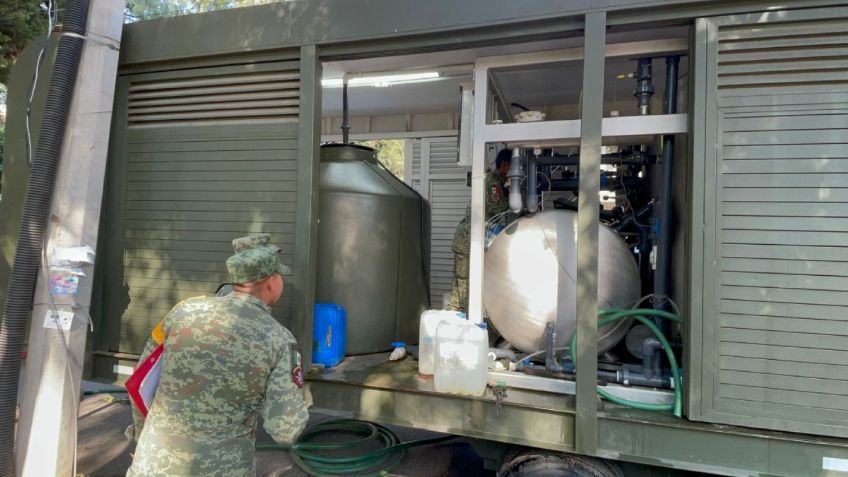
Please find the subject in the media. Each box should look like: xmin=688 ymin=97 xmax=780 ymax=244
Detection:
xmin=226 ymin=233 xmax=291 ymax=283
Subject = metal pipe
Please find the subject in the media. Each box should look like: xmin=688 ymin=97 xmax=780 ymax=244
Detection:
xmin=544 ymin=321 xmax=566 ymax=373
xmin=612 ymin=199 xmax=654 ymax=232
xmin=341 ymin=78 xmax=351 ymax=144
xmin=549 ymin=174 xmax=639 ymax=192
xmin=489 ymin=348 xmax=518 ymax=360
xmin=653 ymin=55 xmax=680 ymax=316
xmin=642 ymin=337 xmax=662 ymax=381
xmin=527 ymin=148 xmax=539 ymax=213
xmin=597 ymin=369 xmax=670 ymax=388
xmin=536 ymin=153 xmax=653 ymax=167
xmin=508 ymin=147 xmax=523 ymax=213
xmin=634 ymin=58 xmax=654 ymax=116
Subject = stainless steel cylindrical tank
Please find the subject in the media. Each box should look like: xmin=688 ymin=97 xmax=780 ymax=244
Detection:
xmin=316 ymin=144 xmax=430 ymax=354
xmin=483 ymin=210 xmax=640 ymax=354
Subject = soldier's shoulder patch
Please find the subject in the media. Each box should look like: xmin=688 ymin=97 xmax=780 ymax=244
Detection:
xmin=490 ymin=183 xmax=502 ymax=204
xmin=150 ymin=320 xmax=166 ymax=345
xmin=292 ymin=365 xmax=304 ymax=389
xmin=290 ymin=343 xmax=304 ymax=388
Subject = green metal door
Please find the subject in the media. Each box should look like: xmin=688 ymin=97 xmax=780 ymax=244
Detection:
xmin=689 ymin=6 xmax=848 ymax=437
xmin=94 ymin=54 xmax=306 ymax=378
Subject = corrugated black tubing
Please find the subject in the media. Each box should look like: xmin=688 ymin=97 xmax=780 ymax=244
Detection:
xmin=0 ymin=0 xmax=89 ymax=474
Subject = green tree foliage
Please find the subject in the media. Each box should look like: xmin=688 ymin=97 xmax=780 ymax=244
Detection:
xmin=357 ymin=140 xmax=405 ymax=180
xmin=125 ymin=0 xmax=281 ymax=21
xmin=0 ymin=0 xmax=51 ymax=85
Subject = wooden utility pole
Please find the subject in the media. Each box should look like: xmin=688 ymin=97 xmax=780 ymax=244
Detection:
xmin=15 ymin=2 xmax=123 ymax=476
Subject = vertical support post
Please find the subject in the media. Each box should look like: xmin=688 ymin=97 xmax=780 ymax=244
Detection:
xmin=421 ymin=138 xmax=431 ymax=200
xmin=575 ymin=10 xmax=606 ymax=456
xmin=294 ymin=45 xmax=322 ymax=372
xmin=686 ymin=18 xmax=715 ymax=420
xmin=468 ymin=65 xmax=489 ymax=324
xmin=526 ymin=150 xmax=538 ymax=213
xmin=15 ymin=2 xmax=124 ymax=475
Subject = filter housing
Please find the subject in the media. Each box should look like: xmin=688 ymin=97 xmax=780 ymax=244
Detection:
xmin=483 ymin=210 xmax=640 ymax=354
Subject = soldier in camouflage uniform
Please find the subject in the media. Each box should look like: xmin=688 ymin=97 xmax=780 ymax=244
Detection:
xmin=126 ymin=233 xmax=309 ymax=477
xmin=447 ymin=149 xmax=513 ymax=313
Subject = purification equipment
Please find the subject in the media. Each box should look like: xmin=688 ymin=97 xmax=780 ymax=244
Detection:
xmin=483 ymin=210 xmax=640 ymax=354
xmin=316 ymin=144 xmax=430 ymax=354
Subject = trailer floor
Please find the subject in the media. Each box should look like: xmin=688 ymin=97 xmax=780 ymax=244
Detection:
xmin=306 ymin=354 xmax=848 ymax=477
xmin=309 ymin=352 xmax=572 ymax=411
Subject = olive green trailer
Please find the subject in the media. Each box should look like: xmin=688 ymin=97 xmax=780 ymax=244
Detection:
xmin=5 ymin=1 xmax=848 ymax=475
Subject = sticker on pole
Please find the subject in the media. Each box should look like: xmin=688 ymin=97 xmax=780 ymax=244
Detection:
xmin=43 ymin=310 xmax=74 ymax=331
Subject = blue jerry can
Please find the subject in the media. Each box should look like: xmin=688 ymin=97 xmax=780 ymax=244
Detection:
xmin=312 ymin=304 xmax=346 ymax=367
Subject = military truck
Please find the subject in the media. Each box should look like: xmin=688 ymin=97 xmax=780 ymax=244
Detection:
xmin=3 ymin=1 xmax=848 ymax=475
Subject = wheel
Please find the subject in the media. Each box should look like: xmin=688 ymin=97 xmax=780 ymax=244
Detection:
xmin=498 ymin=448 xmax=624 ymax=477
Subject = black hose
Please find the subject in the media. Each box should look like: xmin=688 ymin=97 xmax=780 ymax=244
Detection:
xmin=653 ymin=55 xmax=680 ymax=319
xmin=0 ymin=0 xmax=89 ymax=473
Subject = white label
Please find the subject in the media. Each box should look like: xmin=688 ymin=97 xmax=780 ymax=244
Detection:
xmin=113 ymin=365 xmax=135 ymax=376
xmin=43 ymin=310 xmax=74 ymax=331
xmin=823 ymin=457 xmax=848 ymax=472
xmin=52 ymin=246 xmax=95 ymax=266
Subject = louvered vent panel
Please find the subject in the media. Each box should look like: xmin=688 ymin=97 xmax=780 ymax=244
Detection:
xmin=408 ymin=137 xmax=468 ymax=308
xmin=429 ymin=140 xmax=460 ymax=171
xmin=411 ymin=141 xmax=422 ymax=179
xmin=127 ymin=65 xmax=300 ymax=127
xmin=104 ymin=59 xmax=303 ymax=354
xmin=697 ymin=8 xmax=848 ymax=437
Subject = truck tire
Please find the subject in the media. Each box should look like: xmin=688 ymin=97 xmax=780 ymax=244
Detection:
xmin=499 ymin=448 xmax=624 ymax=477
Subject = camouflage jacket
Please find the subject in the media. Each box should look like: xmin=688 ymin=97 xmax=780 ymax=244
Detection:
xmin=126 ymin=292 xmax=309 ymax=477
xmin=452 ymin=169 xmax=512 ymax=254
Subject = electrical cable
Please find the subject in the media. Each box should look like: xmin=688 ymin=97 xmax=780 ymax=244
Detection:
xmin=619 ymin=172 xmax=648 ymax=230
xmin=520 ymin=346 xmax=569 ymax=364
xmin=256 ymin=419 xmax=457 ymax=477
xmin=485 ymin=209 xmax=510 ymax=229
xmin=26 ymin=0 xmax=57 ymax=170
xmin=629 ymin=293 xmax=681 ymax=316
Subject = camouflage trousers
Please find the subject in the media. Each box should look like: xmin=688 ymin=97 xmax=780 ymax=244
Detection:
xmin=446 ymin=252 xmax=469 ymax=313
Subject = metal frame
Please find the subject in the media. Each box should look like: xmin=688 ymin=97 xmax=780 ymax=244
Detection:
xmin=117 ymin=1 xmax=844 ymax=68
xmin=469 ymin=41 xmax=689 ymax=299
xmin=294 ymin=45 xmax=322 ymax=371
xmin=575 ymin=10 xmax=606 ymax=455
xmin=309 ymin=376 xmax=848 ymax=477
xmin=469 ymin=21 xmax=690 ymax=454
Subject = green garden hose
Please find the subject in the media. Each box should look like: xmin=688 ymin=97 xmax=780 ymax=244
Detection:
xmin=256 ymin=418 xmax=456 ymax=477
xmin=569 ymin=308 xmax=684 ymax=417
